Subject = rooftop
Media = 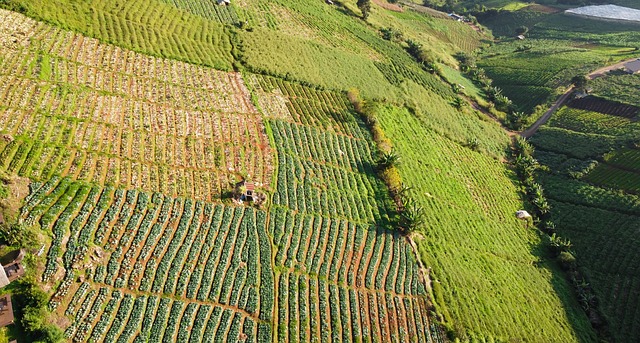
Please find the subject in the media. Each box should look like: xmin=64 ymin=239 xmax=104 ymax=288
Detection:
xmin=0 ymin=295 xmax=14 ymax=327
xmin=624 ymin=59 xmax=640 ymax=73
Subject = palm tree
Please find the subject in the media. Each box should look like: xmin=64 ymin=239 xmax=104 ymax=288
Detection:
xmin=400 ymin=197 xmax=425 ymax=233
xmin=378 ymin=150 xmax=401 ymax=169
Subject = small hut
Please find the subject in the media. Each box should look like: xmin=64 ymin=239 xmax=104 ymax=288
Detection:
xmin=0 ymin=295 xmax=14 ymax=327
xmin=235 ymin=180 xmax=255 ymax=202
xmin=0 ymin=250 xmax=25 ymax=288
xmin=515 ymin=210 xmax=532 ymax=220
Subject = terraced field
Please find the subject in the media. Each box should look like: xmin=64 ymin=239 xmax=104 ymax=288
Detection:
xmin=0 ymin=10 xmax=273 ymax=200
xmin=0 ymin=9 xmax=440 ymax=342
xmin=0 ymin=1 xmax=614 ymax=342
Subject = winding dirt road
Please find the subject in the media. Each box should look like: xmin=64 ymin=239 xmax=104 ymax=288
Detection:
xmin=520 ymin=57 xmax=639 ymax=138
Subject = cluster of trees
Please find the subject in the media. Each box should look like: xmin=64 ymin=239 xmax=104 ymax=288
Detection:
xmin=456 ymin=52 xmax=527 ymax=129
xmin=357 ymin=0 xmax=371 ymax=20
xmin=512 ymin=137 xmax=610 ymax=337
xmin=15 ymin=280 xmax=65 ymax=343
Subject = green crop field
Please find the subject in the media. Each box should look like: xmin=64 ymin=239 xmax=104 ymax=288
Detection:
xmin=374 ymin=104 xmax=594 ymax=342
xmin=476 ymin=6 xmax=640 ymax=116
xmin=590 ymin=74 xmax=640 ymax=107
xmin=1 ymin=0 xmax=634 ymax=342
xmin=531 ymin=80 xmax=640 ymax=341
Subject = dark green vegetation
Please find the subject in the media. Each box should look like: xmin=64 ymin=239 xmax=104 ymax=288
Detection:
xmin=590 ymin=74 xmax=640 ymax=106
xmin=475 ymin=3 xmax=640 ymax=118
xmin=530 ymin=83 xmax=640 ymax=342
xmin=0 ymin=0 xmax=622 ymax=342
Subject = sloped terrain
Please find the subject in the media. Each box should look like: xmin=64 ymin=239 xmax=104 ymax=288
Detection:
xmin=0 ymin=0 xmax=603 ymax=342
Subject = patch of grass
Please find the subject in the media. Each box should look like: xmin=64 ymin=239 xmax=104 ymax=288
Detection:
xmin=375 ymin=104 xmax=595 ymax=342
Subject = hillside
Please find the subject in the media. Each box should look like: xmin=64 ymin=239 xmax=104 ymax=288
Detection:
xmin=461 ymin=2 xmax=640 ymax=342
xmin=0 ymin=0 xmax=601 ymax=342
xmin=530 ymin=94 xmax=640 ymax=342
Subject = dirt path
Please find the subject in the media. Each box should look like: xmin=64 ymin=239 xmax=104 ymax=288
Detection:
xmin=520 ymin=86 xmax=574 ymax=138
xmin=520 ymin=57 xmax=640 ymax=138
xmin=588 ymin=57 xmax=639 ymax=79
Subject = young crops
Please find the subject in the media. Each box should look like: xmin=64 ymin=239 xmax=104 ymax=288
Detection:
xmin=375 ymin=104 xmax=596 ymax=342
xmin=25 ymin=177 xmax=438 ymax=342
xmin=0 ymin=10 xmax=274 ymax=200
xmin=533 ymin=93 xmax=640 ymax=341
xmin=7 ymin=17 xmax=440 ymax=339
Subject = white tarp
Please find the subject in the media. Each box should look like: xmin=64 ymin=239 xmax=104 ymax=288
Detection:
xmin=515 ymin=210 xmax=532 ymax=220
xmin=566 ymin=5 xmax=640 ymax=23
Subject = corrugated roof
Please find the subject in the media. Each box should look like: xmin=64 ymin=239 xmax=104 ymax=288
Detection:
xmin=624 ymin=59 xmax=640 ymax=73
xmin=245 ymin=182 xmax=255 ymax=191
xmin=0 ymin=268 xmax=9 ymax=289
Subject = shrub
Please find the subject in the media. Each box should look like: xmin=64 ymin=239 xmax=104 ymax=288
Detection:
xmin=558 ymin=251 xmax=577 ymax=271
xmin=380 ymin=167 xmax=402 ymax=194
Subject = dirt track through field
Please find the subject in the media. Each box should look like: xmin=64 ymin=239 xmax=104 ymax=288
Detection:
xmin=520 ymin=57 xmax=640 ymax=138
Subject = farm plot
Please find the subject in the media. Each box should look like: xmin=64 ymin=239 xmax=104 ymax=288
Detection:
xmin=268 ymin=208 xmax=437 ymax=342
xmin=248 ymin=75 xmax=369 ymax=138
xmin=0 ymin=11 xmax=274 ymax=200
xmin=375 ymin=104 xmax=595 ymax=342
xmin=0 ymin=1 xmax=234 ymax=70
xmin=548 ymin=200 xmax=640 ymax=341
xmin=24 ymin=176 xmax=438 ymax=342
xmin=547 ymin=106 xmax=640 ymax=138
xmin=22 ymin=178 xmax=273 ymax=341
xmin=584 ymin=165 xmax=640 ymax=194
xmin=269 ymin=118 xmax=389 ymax=223
xmin=589 ymin=74 xmax=640 ymax=107
xmin=567 ymin=96 xmax=640 ymax=118
xmin=158 ymin=0 xmax=240 ymax=24
xmin=533 ymin=100 xmax=640 ymax=342
xmin=247 ymin=76 xmax=438 ymax=340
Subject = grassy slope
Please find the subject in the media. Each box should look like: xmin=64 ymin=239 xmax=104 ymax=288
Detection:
xmin=0 ymin=0 xmax=601 ymax=341
xmin=376 ymin=104 xmax=594 ymax=342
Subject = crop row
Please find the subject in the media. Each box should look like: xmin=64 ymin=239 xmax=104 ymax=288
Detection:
xmin=269 ymin=207 xmax=425 ymax=295
xmin=584 ymin=165 xmax=640 ymax=193
xmin=161 ymin=0 xmax=240 ymax=24
xmin=248 ymin=75 xmax=368 ymax=139
xmin=270 ymin=119 xmax=386 ymax=222
xmin=0 ymin=15 xmax=274 ymax=199
xmin=539 ymin=173 xmax=640 ymax=216
xmin=549 ymin=199 xmax=640 ymax=336
xmin=568 ymin=96 xmax=639 ymax=119
xmin=23 ymin=179 xmax=271 ymax=318
xmin=548 ymin=106 xmax=638 ymax=137
xmin=62 ymin=283 xmax=261 ymax=343
xmin=275 ymin=272 xmax=433 ymax=343
xmin=1 ymin=30 xmax=248 ymax=112
xmin=605 ymin=148 xmax=640 ymax=172
xmin=0 ymin=138 xmax=249 ymax=200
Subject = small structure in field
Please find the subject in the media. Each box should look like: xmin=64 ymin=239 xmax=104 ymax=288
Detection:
xmin=0 ymin=249 xmax=25 ymax=288
xmin=515 ymin=210 xmax=532 ymax=220
xmin=623 ymin=59 xmax=640 ymax=74
xmin=217 ymin=0 xmax=231 ymax=5
xmin=325 ymin=0 xmax=334 ymax=4
xmin=448 ymin=13 xmax=465 ymax=22
xmin=0 ymin=295 xmax=14 ymax=327
xmin=235 ymin=180 xmax=255 ymax=202
xmin=516 ymin=35 xmax=526 ymax=40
